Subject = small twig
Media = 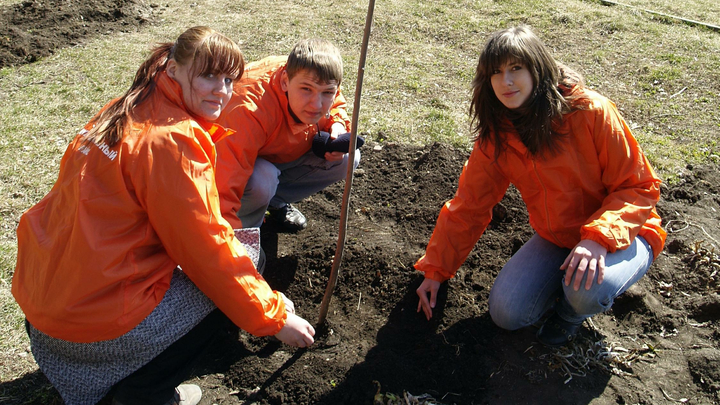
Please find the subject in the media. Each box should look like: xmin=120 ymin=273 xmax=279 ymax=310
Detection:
xmin=356 ymin=292 xmax=362 ymax=311
xmin=659 ymin=386 xmax=689 ymax=403
xmin=665 ymin=219 xmax=689 ymax=233
xmin=441 ymin=392 xmax=461 ymax=400
xmin=669 ymin=87 xmax=687 ymax=99
xmin=14 ymin=80 xmax=46 ymax=88
xmin=665 ymin=219 xmax=719 ymax=247
xmin=649 ymin=113 xmax=681 ymax=119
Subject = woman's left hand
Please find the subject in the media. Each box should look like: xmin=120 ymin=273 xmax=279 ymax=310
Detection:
xmin=561 ymin=239 xmax=607 ymax=291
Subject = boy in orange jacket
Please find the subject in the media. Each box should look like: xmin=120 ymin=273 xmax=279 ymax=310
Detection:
xmin=215 ymin=38 xmax=360 ymax=232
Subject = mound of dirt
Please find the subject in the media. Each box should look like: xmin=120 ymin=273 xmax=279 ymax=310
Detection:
xmin=182 ymin=141 xmax=719 ymax=405
xmin=0 ymin=0 xmax=160 ymax=67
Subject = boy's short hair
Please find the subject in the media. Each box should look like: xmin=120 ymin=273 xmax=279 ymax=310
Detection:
xmin=286 ymin=38 xmax=343 ymax=85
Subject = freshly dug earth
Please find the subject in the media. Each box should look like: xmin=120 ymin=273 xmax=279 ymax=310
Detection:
xmin=0 ymin=0 xmax=158 ymax=67
xmin=2 ymin=143 xmax=719 ymax=405
xmin=186 ymin=142 xmax=719 ymax=405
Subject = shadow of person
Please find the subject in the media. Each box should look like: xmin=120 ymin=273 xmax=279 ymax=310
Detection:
xmin=0 ymin=369 xmax=63 ymax=405
xmin=0 ymin=315 xmax=272 ymax=405
xmin=260 ymin=225 xmax=300 ymax=293
xmin=314 ymin=275 xmax=612 ymax=405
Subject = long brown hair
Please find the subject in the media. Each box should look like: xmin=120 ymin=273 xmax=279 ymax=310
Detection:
xmin=88 ymin=26 xmax=244 ymax=147
xmin=470 ymin=25 xmax=584 ymax=158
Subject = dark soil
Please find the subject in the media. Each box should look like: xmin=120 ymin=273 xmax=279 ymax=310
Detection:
xmin=2 ymin=142 xmax=719 ymax=405
xmin=192 ymin=142 xmax=718 ymax=405
xmin=0 ymin=0 xmax=160 ymax=67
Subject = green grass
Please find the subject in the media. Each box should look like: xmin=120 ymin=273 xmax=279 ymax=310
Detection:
xmin=1 ymin=0 xmax=720 ymax=389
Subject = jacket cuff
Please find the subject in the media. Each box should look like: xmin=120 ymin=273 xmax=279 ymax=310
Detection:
xmin=416 ymin=267 xmax=450 ymax=283
xmin=580 ymin=230 xmax=615 ymax=253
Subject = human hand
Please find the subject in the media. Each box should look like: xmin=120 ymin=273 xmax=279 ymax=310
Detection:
xmin=324 ymin=151 xmax=345 ymax=161
xmin=330 ymin=122 xmax=347 ymax=138
xmin=561 ymin=239 xmax=607 ymax=291
xmin=279 ymin=292 xmax=295 ymax=314
xmin=274 ymin=312 xmax=315 ymax=348
xmin=416 ymin=278 xmax=441 ymax=320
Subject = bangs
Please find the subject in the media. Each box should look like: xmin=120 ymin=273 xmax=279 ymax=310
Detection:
xmin=293 ymin=53 xmax=343 ymax=84
xmin=192 ymin=33 xmax=244 ymax=78
xmin=286 ymin=39 xmax=343 ymax=84
xmin=483 ymin=33 xmax=531 ymax=74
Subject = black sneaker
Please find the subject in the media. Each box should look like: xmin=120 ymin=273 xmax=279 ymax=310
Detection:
xmin=536 ymin=313 xmax=583 ymax=347
xmin=267 ymin=204 xmax=307 ymax=231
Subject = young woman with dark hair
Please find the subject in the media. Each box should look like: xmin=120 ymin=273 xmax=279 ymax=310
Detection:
xmin=415 ymin=25 xmax=666 ymax=347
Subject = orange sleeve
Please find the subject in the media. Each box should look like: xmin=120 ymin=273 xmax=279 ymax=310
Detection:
xmin=579 ymin=97 xmax=665 ymax=255
xmin=414 ymin=142 xmax=510 ymax=282
xmin=136 ymin=123 xmax=285 ymax=336
xmin=214 ymin=107 xmax=270 ymax=229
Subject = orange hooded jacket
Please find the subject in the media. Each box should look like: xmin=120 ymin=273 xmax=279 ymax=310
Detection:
xmin=214 ymin=56 xmax=351 ymax=229
xmin=415 ymin=89 xmax=666 ymax=283
xmin=12 ymin=72 xmax=286 ymax=343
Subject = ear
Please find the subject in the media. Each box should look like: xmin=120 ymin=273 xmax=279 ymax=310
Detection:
xmin=280 ymin=70 xmax=289 ymax=92
xmin=166 ymin=58 xmax=178 ymax=80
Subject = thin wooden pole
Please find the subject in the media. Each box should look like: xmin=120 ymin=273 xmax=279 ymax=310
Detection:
xmin=317 ymin=0 xmax=376 ymax=326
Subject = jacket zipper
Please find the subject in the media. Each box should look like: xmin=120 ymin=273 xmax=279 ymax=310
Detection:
xmin=532 ymin=160 xmax=562 ymax=245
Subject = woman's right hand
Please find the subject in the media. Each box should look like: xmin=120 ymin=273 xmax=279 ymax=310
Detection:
xmin=279 ymin=292 xmax=295 ymax=314
xmin=416 ymin=278 xmax=441 ymax=320
xmin=274 ymin=312 xmax=315 ymax=348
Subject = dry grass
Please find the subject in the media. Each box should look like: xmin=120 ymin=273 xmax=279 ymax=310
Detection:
xmin=1 ymin=0 xmax=719 ymax=396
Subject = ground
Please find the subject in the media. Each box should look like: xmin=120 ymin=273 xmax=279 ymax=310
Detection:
xmin=6 ymin=141 xmax=720 ymax=405
xmin=196 ymin=142 xmax=720 ymax=405
xmin=2 ymin=1 xmax=720 ymax=404
xmin=0 ymin=0 xmax=158 ymax=68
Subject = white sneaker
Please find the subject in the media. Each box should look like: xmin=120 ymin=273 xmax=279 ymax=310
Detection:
xmin=166 ymin=384 xmax=202 ymax=405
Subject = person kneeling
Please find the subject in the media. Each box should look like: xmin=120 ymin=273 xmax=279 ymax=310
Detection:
xmin=12 ymin=27 xmax=315 ymax=405
xmin=215 ymin=38 xmax=362 ymax=232
xmin=414 ymin=25 xmax=666 ymax=347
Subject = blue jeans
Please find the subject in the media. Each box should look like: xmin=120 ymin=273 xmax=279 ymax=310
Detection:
xmin=238 ymin=150 xmax=361 ymax=228
xmin=488 ymin=233 xmax=653 ymax=330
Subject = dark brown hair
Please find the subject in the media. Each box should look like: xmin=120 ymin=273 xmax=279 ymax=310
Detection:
xmin=470 ymin=25 xmax=584 ymax=158
xmin=88 ymin=26 xmax=244 ymax=147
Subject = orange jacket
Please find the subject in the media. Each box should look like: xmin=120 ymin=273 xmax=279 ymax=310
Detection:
xmin=415 ymin=89 xmax=666 ymax=282
xmin=214 ymin=56 xmax=351 ymax=228
xmin=12 ymin=72 xmax=286 ymax=343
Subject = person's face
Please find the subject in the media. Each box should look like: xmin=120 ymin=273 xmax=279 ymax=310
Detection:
xmin=281 ymin=69 xmax=339 ymax=125
xmin=490 ymin=60 xmax=534 ymax=110
xmin=167 ymin=59 xmax=235 ymax=122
